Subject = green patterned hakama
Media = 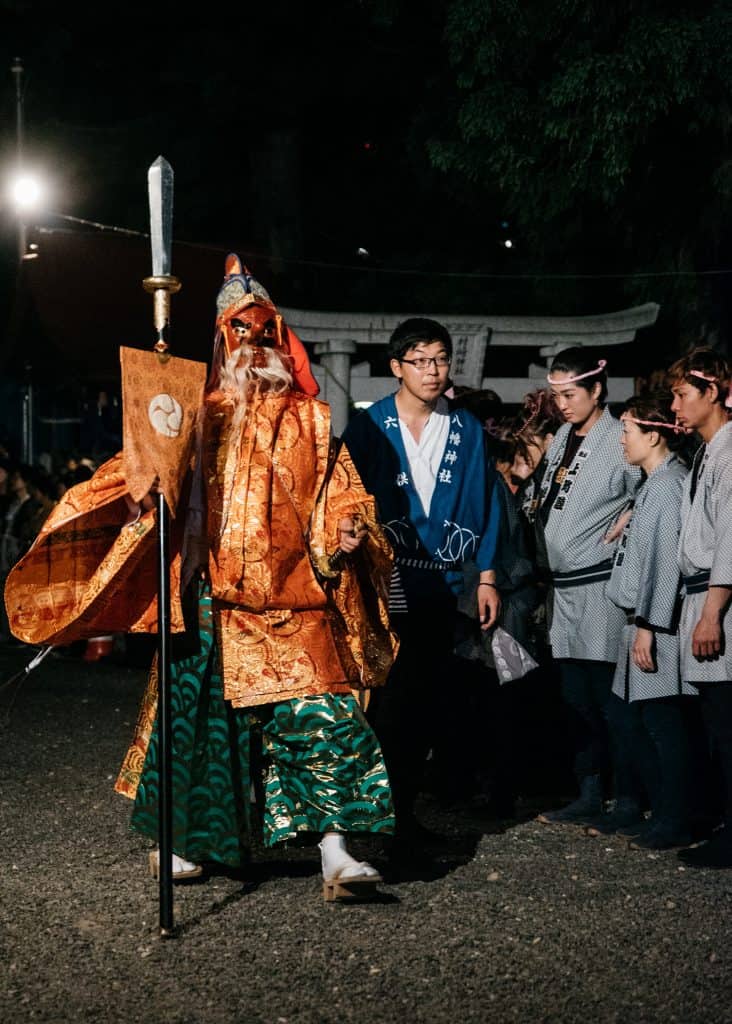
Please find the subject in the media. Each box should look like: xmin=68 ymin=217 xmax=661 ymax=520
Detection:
xmin=261 ymin=695 xmax=395 ymax=845
xmin=130 ymin=587 xmax=394 ymax=866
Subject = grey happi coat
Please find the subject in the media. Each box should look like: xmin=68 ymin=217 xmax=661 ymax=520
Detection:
xmin=678 ymin=421 xmax=732 ymax=684
xmin=607 ymin=454 xmax=695 ymax=700
xmin=538 ymin=407 xmax=641 ymax=661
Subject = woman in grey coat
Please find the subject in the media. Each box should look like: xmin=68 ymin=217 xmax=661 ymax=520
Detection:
xmin=536 ymin=349 xmax=641 ymax=824
xmin=598 ymin=393 xmax=701 ymax=849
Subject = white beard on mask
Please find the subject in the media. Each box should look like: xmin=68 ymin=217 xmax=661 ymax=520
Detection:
xmin=216 ymin=344 xmax=294 ymax=427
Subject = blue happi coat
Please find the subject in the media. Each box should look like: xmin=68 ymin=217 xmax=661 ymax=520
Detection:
xmin=342 ymin=394 xmax=501 ymax=602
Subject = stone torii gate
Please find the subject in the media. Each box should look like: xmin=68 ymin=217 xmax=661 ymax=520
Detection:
xmin=280 ymin=302 xmax=660 ymax=436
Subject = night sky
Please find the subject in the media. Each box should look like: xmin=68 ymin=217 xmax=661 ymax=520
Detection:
xmin=0 ymin=1 xmax=730 ymax=453
xmin=1 ymin=2 xmax=659 ymax=312
xmin=0 ymin=4 xmax=476 ymax=305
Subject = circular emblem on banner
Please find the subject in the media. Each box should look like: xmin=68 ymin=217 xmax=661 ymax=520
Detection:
xmin=148 ymin=393 xmax=183 ymax=438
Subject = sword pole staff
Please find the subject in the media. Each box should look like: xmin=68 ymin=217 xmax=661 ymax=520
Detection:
xmin=143 ymin=156 xmax=181 ymax=938
xmin=155 ymin=484 xmax=173 ymax=936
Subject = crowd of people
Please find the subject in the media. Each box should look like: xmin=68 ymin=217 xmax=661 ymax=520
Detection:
xmin=3 ymin=262 xmax=731 ymax=898
xmin=440 ymin=345 xmax=732 ymax=872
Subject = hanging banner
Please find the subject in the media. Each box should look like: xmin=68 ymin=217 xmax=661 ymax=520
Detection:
xmin=120 ymin=346 xmax=206 ymax=514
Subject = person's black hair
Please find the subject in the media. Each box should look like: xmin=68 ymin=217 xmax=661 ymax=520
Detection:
xmin=484 ymin=432 xmax=516 ymax=464
xmin=451 ymin=388 xmax=503 ymax=424
xmin=27 ymin=466 xmax=56 ymax=499
xmin=549 ymin=347 xmax=608 ymax=405
xmin=12 ymin=462 xmax=34 ymax=484
xmin=72 ymin=464 xmax=93 ymax=484
xmin=621 ymin=391 xmax=693 ymax=457
xmin=666 ymin=345 xmax=731 ymax=406
xmin=388 ymin=317 xmax=453 ymax=362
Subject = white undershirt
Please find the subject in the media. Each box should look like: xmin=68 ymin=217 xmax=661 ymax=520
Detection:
xmin=398 ymin=397 xmax=450 ymax=516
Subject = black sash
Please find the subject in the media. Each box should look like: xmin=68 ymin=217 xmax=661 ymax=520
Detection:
xmin=552 ymin=557 xmax=614 ymax=589
xmin=683 ymin=570 xmax=710 ymax=595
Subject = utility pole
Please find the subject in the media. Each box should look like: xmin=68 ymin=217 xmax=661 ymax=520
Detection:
xmin=11 ymin=56 xmax=34 ymax=464
xmin=11 ymin=57 xmax=26 ymax=262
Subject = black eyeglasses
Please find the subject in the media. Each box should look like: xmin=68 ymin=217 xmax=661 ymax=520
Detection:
xmin=399 ymin=356 xmax=451 ymax=371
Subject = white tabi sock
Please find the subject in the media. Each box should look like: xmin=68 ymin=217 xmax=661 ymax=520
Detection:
xmin=318 ymin=833 xmax=379 ymax=880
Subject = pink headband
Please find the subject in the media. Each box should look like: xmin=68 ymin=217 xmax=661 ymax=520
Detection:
xmin=517 ymin=393 xmax=542 ymax=434
xmin=547 ymin=359 xmax=607 ymax=385
xmin=624 ymin=415 xmax=684 ymax=434
xmin=688 ymin=369 xmax=732 ymax=409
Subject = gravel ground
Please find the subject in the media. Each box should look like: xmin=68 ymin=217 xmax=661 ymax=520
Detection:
xmin=1 ymin=644 xmax=731 ymax=1024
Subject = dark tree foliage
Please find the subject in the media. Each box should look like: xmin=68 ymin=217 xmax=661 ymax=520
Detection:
xmin=428 ymin=0 xmax=732 ymax=341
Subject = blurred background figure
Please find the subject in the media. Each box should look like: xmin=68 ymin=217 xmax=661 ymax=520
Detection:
xmin=80 ymin=390 xmax=122 ymax=465
xmin=510 ymin=389 xmax=563 ymax=521
xmin=1 ymin=463 xmax=42 ymax=644
xmin=430 ymin=389 xmax=571 ymax=819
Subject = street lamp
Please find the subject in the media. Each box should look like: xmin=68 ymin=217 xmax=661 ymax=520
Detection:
xmin=9 ymin=172 xmax=44 ymax=212
xmin=7 ymin=171 xmax=47 ymax=262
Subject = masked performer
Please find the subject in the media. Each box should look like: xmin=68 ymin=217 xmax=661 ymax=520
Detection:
xmin=669 ymin=348 xmax=732 ymax=869
xmin=5 ymin=257 xmax=397 ymax=899
xmin=535 ymin=349 xmax=641 ymax=825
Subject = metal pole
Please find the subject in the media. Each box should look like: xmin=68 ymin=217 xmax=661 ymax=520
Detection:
xmin=20 ymin=362 xmax=34 ymax=465
xmin=27 ymin=379 xmax=33 ymax=464
xmin=21 ymin=388 xmax=29 ymax=464
xmin=144 ymin=156 xmax=180 ymax=937
xmin=21 ymin=383 xmax=32 ymax=464
xmin=156 ymin=488 xmax=174 ymax=936
xmin=11 ymin=57 xmax=26 ymax=262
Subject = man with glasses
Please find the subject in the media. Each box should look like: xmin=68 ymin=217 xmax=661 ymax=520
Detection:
xmin=343 ymin=317 xmax=502 ymax=861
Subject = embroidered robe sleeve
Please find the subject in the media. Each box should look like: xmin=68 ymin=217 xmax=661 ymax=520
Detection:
xmin=3 ymin=453 xmax=185 ymax=645
xmin=314 ymin=440 xmax=399 ymax=689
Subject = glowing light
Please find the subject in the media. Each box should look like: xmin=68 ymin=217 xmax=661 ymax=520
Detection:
xmin=503 ymin=239 xmax=513 ymax=249
xmin=8 ymin=173 xmax=45 ymax=211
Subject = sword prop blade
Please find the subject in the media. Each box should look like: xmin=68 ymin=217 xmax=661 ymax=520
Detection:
xmin=143 ymin=156 xmax=180 ymax=350
xmin=148 ymin=156 xmax=174 ymax=277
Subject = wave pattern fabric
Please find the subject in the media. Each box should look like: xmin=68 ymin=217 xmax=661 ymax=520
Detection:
xmin=121 ymin=588 xmax=393 ymax=862
xmin=123 ymin=591 xmax=251 ymax=866
xmin=261 ymin=693 xmax=395 ymax=845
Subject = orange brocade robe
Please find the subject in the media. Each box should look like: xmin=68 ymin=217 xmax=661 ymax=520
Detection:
xmin=4 ymin=388 xmax=396 ymax=708
xmin=202 ymin=387 xmax=396 ymax=707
